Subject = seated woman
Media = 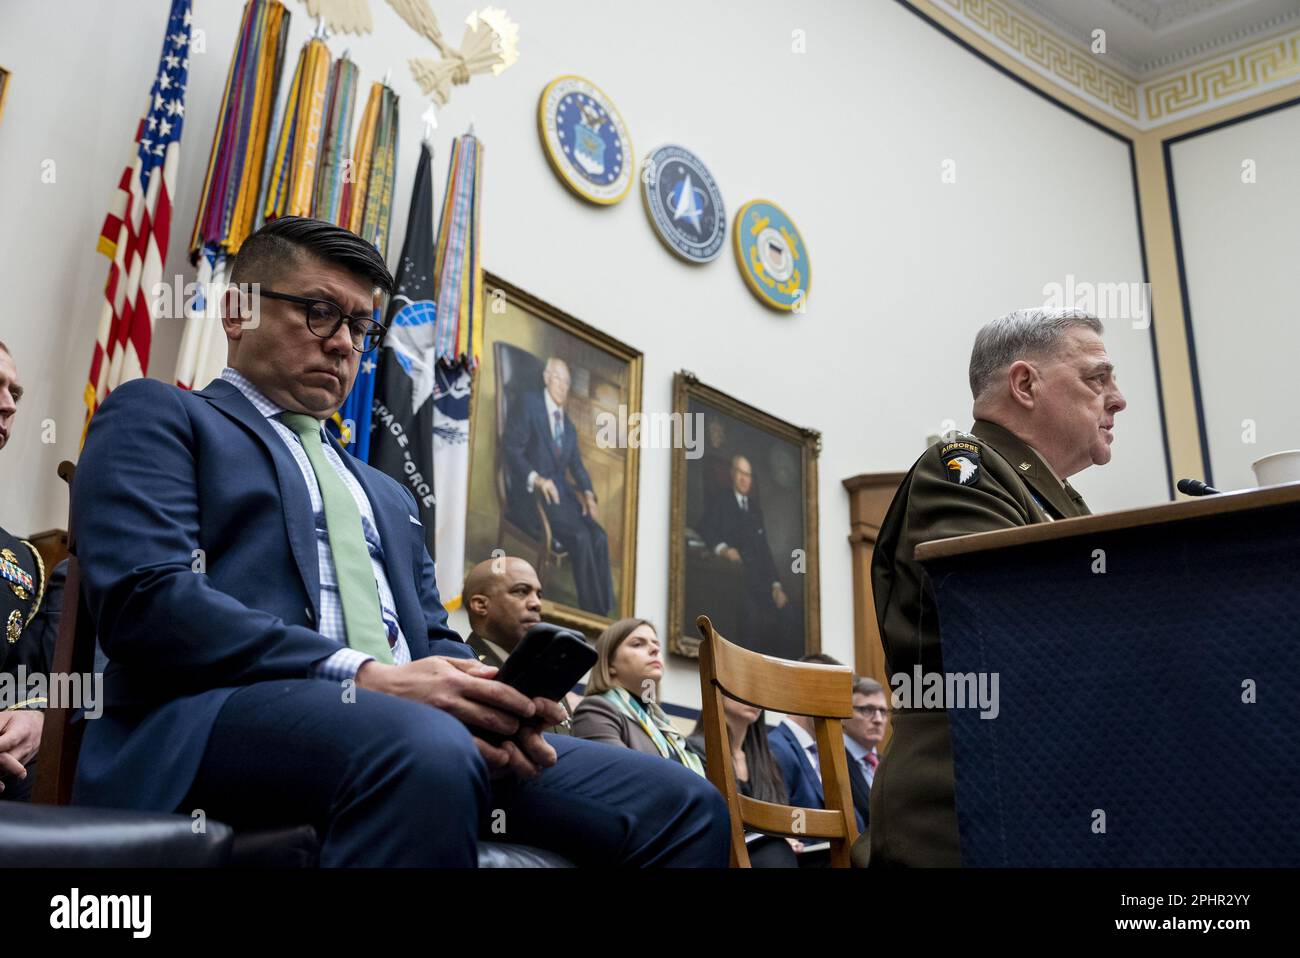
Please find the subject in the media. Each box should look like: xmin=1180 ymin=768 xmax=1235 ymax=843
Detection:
xmin=687 ymin=698 xmax=800 ymax=868
xmin=571 ymin=618 xmax=704 ymax=776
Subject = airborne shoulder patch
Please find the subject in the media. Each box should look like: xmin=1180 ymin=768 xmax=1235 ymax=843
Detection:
xmin=939 ymin=439 xmax=982 ymax=486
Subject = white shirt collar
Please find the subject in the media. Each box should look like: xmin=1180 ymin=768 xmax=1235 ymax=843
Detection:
xmin=221 ymin=367 xmax=284 ymax=419
xmin=221 ymin=367 xmax=328 ymax=437
xmin=543 ymin=389 xmax=563 ymax=425
xmin=782 ymin=716 xmax=816 ymax=752
xmin=844 ymin=736 xmax=876 ymax=763
xmin=734 ymin=490 xmax=747 ymax=509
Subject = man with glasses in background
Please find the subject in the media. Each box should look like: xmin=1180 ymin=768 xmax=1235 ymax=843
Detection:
xmin=843 ymin=678 xmax=890 ymax=828
xmin=71 ymin=216 xmax=729 ymax=866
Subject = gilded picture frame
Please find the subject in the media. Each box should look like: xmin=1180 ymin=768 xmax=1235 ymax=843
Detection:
xmin=0 ymin=67 xmax=10 ymax=127
xmin=668 ymin=371 xmax=821 ymax=659
xmin=464 ymin=273 xmax=643 ymax=636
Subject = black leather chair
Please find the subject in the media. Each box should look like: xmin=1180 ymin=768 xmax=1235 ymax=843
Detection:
xmin=0 ymin=802 xmax=233 ymax=868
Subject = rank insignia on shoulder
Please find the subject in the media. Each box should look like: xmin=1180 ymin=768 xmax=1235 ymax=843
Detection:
xmin=940 ymin=440 xmax=982 ymax=486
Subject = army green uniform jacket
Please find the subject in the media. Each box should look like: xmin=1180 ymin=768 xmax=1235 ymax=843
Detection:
xmin=867 ymin=419 xmax=1091 ymax=867
xmin=466 ymin=632 xmax=574 ymax=735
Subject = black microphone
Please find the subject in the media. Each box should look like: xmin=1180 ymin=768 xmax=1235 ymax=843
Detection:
xmin=1177 ymin=478 xmax=1221 ymax=496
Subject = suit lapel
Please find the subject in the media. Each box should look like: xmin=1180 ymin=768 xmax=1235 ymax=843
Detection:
xmin=845 ymin=751 xmax=870 ymax=811
xmin=534 ymin=394 xmax=558 ymax=475
xmin=466 ymin=633 xmax=505 ymax=668
xmin=781 ymin=722 xmax=824 ymax=805
xmin=197 ymin=379 xmax=321 ymax=617
xmin=972 ymin=420 xmax=1079 ymax=520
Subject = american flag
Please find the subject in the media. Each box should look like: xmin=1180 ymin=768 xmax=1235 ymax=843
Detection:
xmin=83 ymin=0 xmax=193 ymax=435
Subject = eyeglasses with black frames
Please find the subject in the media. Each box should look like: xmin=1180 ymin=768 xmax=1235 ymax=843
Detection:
xmin=259 ymin=290 xmax=387 ymax=353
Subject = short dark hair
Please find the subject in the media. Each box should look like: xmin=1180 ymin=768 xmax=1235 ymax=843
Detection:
xmin=0 ymin=340 xmax=9 ymax=357
xmin=231 ymin=216 xmax=393 ymax=294
xmin=853 ymin=677 xmax=885 ymax=698
xmin=799 ymin=652 xmax=843 ymax=667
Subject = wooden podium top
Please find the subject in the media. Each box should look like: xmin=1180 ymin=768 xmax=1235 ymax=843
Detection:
xmin=915 ymin=480 xmax=1300 ymax=562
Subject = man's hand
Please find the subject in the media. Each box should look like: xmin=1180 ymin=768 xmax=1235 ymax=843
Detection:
xmin=0 ymin=711 xmax=44 ymax=791
xmin=357 ymin=656 xmax=534 ymax=737
xmin=723 ymin=546 xmax=742 ymax=563
xmin=772 ymin=583 xmax=789 ymax=609
xmin=581 ymin=489 xmax=599 ymax=521
xmin=537 ymin=477 xmax=561 ymax=506
xmin=357 ymin=659 xmax=565 ymax=781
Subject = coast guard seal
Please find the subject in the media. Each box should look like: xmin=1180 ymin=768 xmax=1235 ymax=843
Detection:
xmin=641 ymin=144 xmax=726 ymax=264
xmin=734 ymin=199 xmax=810 ymax=311
xmin=538 ymin=75 xmax=634 ymax=205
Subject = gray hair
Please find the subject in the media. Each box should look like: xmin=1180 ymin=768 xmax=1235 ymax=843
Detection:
xmin=968 ymin=308 xmax=1103 ymax=401
xmin=853 ymin=677 xmax=885 ymax=698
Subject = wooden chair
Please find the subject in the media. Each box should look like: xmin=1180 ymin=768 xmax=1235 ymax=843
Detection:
xmin=696 ymin=614 xmax=860 ymax=867
xmin=32 ymin=461 xmax=87 ymax=806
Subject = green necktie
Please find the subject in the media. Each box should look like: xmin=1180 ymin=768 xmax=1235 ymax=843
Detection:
xmin=281 ymin=413 xmax=395 ymax=664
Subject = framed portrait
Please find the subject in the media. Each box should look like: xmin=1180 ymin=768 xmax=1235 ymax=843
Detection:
xmin=0 ymin=67 xmax=10 ymax=127
xmin=464 ymin=273 xmax=643 ymax=634
xmin=668 ymin=372 xmax=821 ymax=659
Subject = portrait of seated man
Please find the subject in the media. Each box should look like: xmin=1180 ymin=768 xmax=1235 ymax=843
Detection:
xmin=694 ymin=454 xmax=797 ymax=657
xmin=501 ymin=356 xmax=615 ymax=616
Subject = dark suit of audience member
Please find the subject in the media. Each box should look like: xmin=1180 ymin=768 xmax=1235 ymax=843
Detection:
xmin=769 ymin=717 xmax=866 ymax=832
xmin=502 ymin=361 xmax=614 ymax=616
xmin=695 ymin=455 xmax=796 ymax=655
xmin=846 ymin=753 xmax=871 ymax=830
xmin=68 ymin=216 xmax=727 ymax=867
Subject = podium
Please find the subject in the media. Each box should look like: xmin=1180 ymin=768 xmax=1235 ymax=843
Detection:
xmin=916 ymin=482 xmax=1300 ymax=867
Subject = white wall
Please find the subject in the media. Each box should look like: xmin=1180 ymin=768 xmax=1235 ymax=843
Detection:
xmin=0 ymin=0 xmax=1167 ymax=710
xmin=1168 ymin=102 xmax=1300 ymax=492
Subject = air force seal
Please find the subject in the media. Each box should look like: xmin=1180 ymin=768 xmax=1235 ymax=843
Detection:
xmin=734 ymin=199 xmax=810 ymax=311
xmin=940 ymin=439 xmax=982 ymax=486
xmin=538 ymin=75 xmax=634 ymax=205
xmin=641 ymin=145 xmax=726 ymax=264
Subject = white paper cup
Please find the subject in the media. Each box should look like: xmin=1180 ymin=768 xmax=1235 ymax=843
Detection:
xmin=1251 ymin=450 xmax=1300 ymax=487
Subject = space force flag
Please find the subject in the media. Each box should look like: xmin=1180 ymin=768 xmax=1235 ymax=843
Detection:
xmin=370 ymin=140 xmax=438 ymax=557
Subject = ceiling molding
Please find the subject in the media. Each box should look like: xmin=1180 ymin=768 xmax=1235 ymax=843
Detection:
xmin=933 ymin=0 xmax=1300 ymax=128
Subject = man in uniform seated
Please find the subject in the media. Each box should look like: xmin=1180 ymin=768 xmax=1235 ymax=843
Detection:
xmin=72 ymin=217 xmax=729 ymax=866
xmin=462 ymin=555 xmax=581 ymax=732
xmin=0 ymin=342 xmax=52 ymax=801
xmin=866 ymin=307 xmax=1127 ymax=867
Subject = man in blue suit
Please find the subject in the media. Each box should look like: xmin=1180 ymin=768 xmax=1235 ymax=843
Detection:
xmin=769 ymin=665 xmax=867 ymax=833
xmin=502 ymin=357 xmax=614 ymax=615
xmin=72 ymin=216 xmax=728 ymax=867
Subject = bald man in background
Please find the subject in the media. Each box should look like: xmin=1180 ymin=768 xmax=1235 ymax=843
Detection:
xmin=463 ymin=556 xmax=581 ymax=732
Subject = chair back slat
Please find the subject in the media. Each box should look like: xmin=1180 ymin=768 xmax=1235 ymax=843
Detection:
xmin=696 ymin=615 xmax=859 ymax=867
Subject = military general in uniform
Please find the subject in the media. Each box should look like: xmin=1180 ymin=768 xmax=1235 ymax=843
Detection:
xmin=865 ymin=308 xmax=1127 ymax=866
xmin=0 ymin=341 xmax=51 ymax=801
